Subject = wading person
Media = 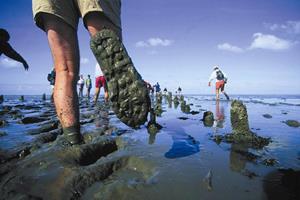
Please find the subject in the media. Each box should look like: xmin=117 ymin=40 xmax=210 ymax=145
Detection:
xmin=177 ymin=87 xmax=182 ymax=95
xmin=47 ymin=67 xmax=56 ymax=101
xmin=208 ymin=66 xmax=230 ymax=100
xmin=32 ymin=0 xmax=150 ymax=144
xmin=154 ymin=82 xmax=161 ymax=94
xmin=0 ymin=28 xmax=29 ymax=70
xmin=94 ymin=63 xmax=108 ymax=103
xmin=77 ymin=75 xmax=85 ymax=98
xmin=85 ymin=74 xmax=92 ymax=98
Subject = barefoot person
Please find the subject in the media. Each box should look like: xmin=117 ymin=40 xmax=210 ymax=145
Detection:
xmin=0 ymin=28 xmax=29 ymax=70
xmin=77 ymin=75 xmax=85 ymax=98
xmin=32 ymin=0 xmax=150 ymax=144
xmin=94 ymin=63 xmax=108 ymax=103
xmin=47 ymin=67 xmax=56 ymax=101
xmin=85 ymin=74 xmax=92 ymax=98
xmin=208 ymin=66 xmax=230 ymax=100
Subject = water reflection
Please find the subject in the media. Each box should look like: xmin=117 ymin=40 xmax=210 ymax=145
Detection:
xmin=164 ymin=125 xmax=200 ymax=159
xmin=229 ymin=144 xmax=247 ymax=172
xmin=213 ymin=100 xmax=225 ymax=130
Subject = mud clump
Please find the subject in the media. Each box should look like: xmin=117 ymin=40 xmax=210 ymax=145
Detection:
xmin=154 ymin=104 xmax=163 ymax=117
xmin=230 ymin=100 xmax=250 ymax=134
xmin=213 ymin=100 xmax=270 ymax=149
xmin=27 ymin=121 xmax=59 ymax=135
xmin=1 ymin=106 xmax=12 ymax=112
xmin=21 ymin=117 xmax=48 ymax=124
xmin=263 ymin=169 xmax=300 ymax=200
xmin=180 ymin=100 xmax=191 ymax=114
xmin=284 ymin=120 xmax=300 ymax=128
xmin=180 ymin=95 xmax=184 ymax=102
xmin=262 ymin=158 xmax=278 ymax=166
xmin=173 ymin=96 xmax=180 ymax=108
xmin=202 ymin=111 xmax=214 ymax=127
xmin=0 ymin=119 xmax=8 ymax=127
xmin=166 ymin=92 xmax=172 ymax=106
xmin=0 ymin=131 xmax=7 ymax=137
xmin=35 ymin=129 xmax=62 ymax=144
xmin=190 ymin=111 xmax=200 ymax=115
xmin=0 ymin=95 xmax=3 ymax=104
xmin=263 ymin=114 xmax=272 ymax=119
xmin=147 ymin=123 xmax=162 ymax=135
xmin=147 ymin=109 xmax=162 ymax=135
xmin=42 ymin=93 xmax=46 ymax=101
xmin=178 ymin=117 xmax=189 ymax=120
xmin=19 ymin=95 xmax=24 ymax=101
xmin=0 ymin=136 xmax=155 ymax=200
xmin=227 ymin=100 xmax=270 ymax=148
xmin=156 ymin=93 xmax=163 ymax=104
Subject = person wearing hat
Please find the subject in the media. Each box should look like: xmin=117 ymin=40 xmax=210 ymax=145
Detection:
xmin=208 ymin=66 xmax=230 ymax=100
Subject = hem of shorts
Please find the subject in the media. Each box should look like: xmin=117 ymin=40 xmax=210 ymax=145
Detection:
xmin=82 ymin=9 xmax=121 ymax=30
xmin=33 ymin=11 xmax=77 ymax=31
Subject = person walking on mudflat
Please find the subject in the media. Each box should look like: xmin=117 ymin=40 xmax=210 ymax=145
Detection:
xmin=77 ymin=75 xmax=85 ymax=98
xmin=32 ymin=0 xmax=150 ymax=145
xmin=0 ymin=28 xmax=29 ymax=70
xmin=85 ymin=74 xmax=92 ymax=98
xmin=208 ymin=66 xmax=230 ymax=100
xmin=94 ymin=63 xmax=108 ymax=103
xmin=47 ymin=67 xmax=56 ymax=101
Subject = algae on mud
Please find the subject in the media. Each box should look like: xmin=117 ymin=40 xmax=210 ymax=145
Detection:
xmin=212 ymin=100 xmax=271 ymax=149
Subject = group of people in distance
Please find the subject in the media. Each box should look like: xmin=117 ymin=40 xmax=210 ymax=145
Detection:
xmin=48 ymin=63 xmax=108 ymax=104
xmin=1 ymin=0 xmax=230 ymax=145
xmin=145 ymin=82 xmax=184 ymax=97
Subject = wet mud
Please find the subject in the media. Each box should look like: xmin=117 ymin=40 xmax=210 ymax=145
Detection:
xmin=1 ymin=94 xmax=299 ymax=200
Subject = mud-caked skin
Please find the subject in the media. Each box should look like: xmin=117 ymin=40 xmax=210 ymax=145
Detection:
xmin=90 ymin=29 xmax=150 ymax=128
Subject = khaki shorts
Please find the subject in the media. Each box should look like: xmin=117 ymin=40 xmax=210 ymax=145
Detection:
xmin=32 ymin=0 xmax=121 ymax=32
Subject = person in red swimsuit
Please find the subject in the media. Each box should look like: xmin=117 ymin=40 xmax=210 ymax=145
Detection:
xmin=208 ymin=66 xmax=230 ymax=100
xmin=94 ymin=63 xmax=108 ymax=103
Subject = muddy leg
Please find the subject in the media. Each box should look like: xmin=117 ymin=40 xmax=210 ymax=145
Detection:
xmin=43 ymin=14 xmax=82 ymax=144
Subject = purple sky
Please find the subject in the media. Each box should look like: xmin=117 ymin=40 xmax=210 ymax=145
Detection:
xmin=1 ymin=0 xmax=300 ymax=95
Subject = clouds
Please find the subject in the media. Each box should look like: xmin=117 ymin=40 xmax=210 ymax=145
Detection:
xmin=136 ymin=37 xmax=173 ymax=48
xmin=80 ymin=57 xmax=89 ymax=65
xmin=249 ymin=33 xmax=293 ymax=50
xmin=264 ymin=21 xmax=300 ymax=34
xmin=0 ymin=57 xmax=22 ymax=68
xmin=218 ymin=33 xmax=294 ymax=53
xmin=217 ymin=43 xmax=244 ymax=53
xmin=218 ymin=20 xmax=300 ymax=53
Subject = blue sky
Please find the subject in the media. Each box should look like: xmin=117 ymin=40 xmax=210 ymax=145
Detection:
xmin=1 ymin=0 xmax=300 ymax=95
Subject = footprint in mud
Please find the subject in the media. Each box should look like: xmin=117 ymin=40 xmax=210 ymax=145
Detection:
xmin=81 ymin=156 xmax=157 ymax=200
xmin=0 ymin=137 xmax=157 ymax=200
xmin=56 ymin=138 xmax=157 ymax=200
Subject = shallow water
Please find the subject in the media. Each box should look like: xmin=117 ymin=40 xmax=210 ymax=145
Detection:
xmin=1 ymin=94 xmax=300 ymax=199
xmin=100 ymin=94 xmax=300 ymax=199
